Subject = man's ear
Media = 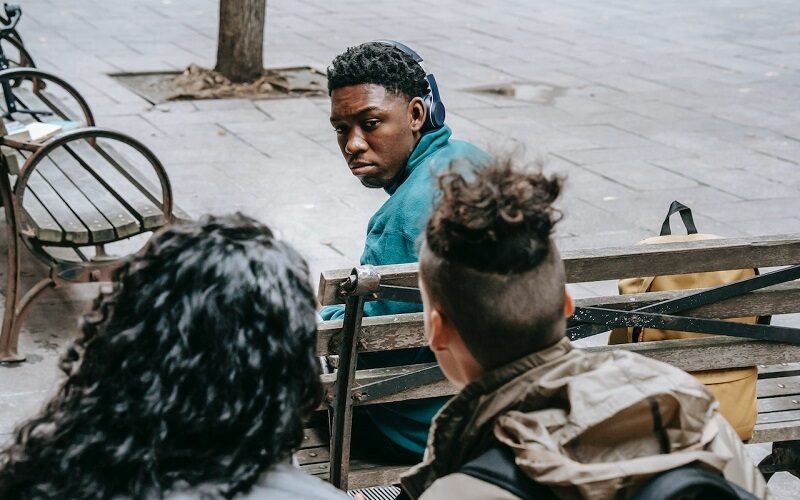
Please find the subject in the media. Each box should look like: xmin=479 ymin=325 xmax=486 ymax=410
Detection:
xmin=563 ymin=288 xmax=575 ymax=318
xmin=428 ymin=306 xmax=450 ymax=353
xmin=408 ymin=97 xmax=426 ymax=133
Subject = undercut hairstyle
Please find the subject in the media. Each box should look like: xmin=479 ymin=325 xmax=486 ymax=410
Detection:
xmin=0 ymin=214 xmax=321 ymax=499
xmin=327 ymin=42 xmax=429 ymax=99
xmin=420 ymin=157 xmax=566 ymax=369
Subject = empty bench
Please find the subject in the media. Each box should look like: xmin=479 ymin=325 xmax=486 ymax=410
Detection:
xmin=303 ymin=233 xmax=800 ymax=491
xmin=0 ymin=67 xmax=190 ymax=361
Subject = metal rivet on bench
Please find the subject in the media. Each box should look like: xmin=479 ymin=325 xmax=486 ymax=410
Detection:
xmin=778 ymin=383 xmax=786 ymax=388
xmin=310 ymin=452 xmax=317 ymax=457
xmin=319 ymin=465 xmax=326 ymax=469
xmin=759 ymin=364 xmax=766 ymax=368
xmin=792 ymin=400 xmax=798 ymax=404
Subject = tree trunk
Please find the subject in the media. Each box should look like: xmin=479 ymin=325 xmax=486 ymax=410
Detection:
xmin=215 ymin=0 xmax=266 ymax=83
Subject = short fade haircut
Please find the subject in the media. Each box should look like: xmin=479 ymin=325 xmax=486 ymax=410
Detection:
xmin=420 ymin=157 xmax=565 ymax=369
xmin=327 ymin=42 xmax=429 ymax=99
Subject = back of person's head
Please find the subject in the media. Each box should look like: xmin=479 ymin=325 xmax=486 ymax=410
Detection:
xmin=0 ymin=214 xmax=321 ymax=499
xmin=327 ymin=42 xmax=428 ymax=99
xmin=419 ymin=157 xmax=566 ymax=370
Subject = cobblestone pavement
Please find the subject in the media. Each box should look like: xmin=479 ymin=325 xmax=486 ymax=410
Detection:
xmin=1 ymin=0 xmax=799 ymax=494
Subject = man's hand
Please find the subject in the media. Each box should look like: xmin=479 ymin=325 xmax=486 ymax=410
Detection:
xmin=353 ymin=494 xmax=366 ymax=500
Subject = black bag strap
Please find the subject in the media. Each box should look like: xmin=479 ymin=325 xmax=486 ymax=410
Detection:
xmin=459 ymin=445 xmax=555 ymax=500
xmin=631 ymin=466 xmax=759 ymax=500
xmin=660 ymin=201 xmax=698 ymax=236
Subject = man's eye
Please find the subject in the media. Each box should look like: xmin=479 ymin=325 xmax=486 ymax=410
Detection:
xmin=364 ymin=120 xmax=380 ymax=130
xmin=334 ymin=126 xmax=346 ymax=135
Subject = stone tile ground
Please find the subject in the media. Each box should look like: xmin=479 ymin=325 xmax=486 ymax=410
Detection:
xmin=0 ymin=0 xmax=799 ymax=495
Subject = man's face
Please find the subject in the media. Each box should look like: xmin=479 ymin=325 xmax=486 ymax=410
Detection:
xmin=330 ymin=84 xmax=423 ymax=188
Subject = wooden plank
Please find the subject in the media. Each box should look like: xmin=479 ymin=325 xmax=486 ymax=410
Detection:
xmin=321 ymin=338 xmax=800 ymax=407
xmin=295 ymin=445 xmax=330 ymax=465
xmin=25 ymin=170 xmax=89 ymax=244
xmin=20 ymin=187 xmax=63 ymax=242
xmin=758 ymin=395 xmax=800 ymax=414
xmin=47 ymin=148 xmax=143 ymax=239
xmin=35 ymin=156 xmax=116 ymax=243
xmin=98 ymin=142 xmax=192 ymax=223
xmin=317 ymin=313 xmax=424 ymax=355
xmin=301 ymin=462 xmax=408 ymax=489
xmin=759 ymin=362 xmax=800 ymax=379
xmin=757 ymin=376 xmax=800 ymax=399
xmin=45 ymin=146 xmax=142 ymax=239
xmin=12 ymin=87 xmax=85 ymax=123
xmin=317 ymin=234 xmax=800 ymax=305
xmin=65 ymin=140 xmax=165 ymax=229
xmin=316 ymin=282 xmax=800 ymax=355
xmin=750 ymin=420 xmax=800 ymax=444
xmin=757 ymin=409 xmax=800 ymax=425
xmin=300 ymin=426 xmax=329 ymax=449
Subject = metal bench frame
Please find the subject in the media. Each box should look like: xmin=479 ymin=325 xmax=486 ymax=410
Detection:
xmin=0 ymin=67 xmax=177 ymax=362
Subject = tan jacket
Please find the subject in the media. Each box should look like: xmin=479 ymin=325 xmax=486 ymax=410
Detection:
xmin=401 ymin=337 xmax=768 ymax=500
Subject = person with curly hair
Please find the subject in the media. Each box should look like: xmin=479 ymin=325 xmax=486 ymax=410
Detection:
xmin=398 ymin=159 xmax=767 ymax=499
xmin=322 ymin=41 xmax=490 ymax=463
xmin=0 ymin=214 xmax=349 ymax=500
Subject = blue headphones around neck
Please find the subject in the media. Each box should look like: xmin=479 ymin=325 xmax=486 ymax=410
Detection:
xmin=375 ymin=40 xmax=446 ymax=132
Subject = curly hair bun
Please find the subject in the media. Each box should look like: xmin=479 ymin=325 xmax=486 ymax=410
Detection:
xmin=426 ymin=157 xmax=562 ymax=274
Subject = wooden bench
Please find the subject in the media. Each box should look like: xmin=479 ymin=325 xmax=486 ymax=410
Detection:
xmin=0 ymin=67 xmax=190 ymax=361
xmin=302 ymin=234 xmax=800 ymax=491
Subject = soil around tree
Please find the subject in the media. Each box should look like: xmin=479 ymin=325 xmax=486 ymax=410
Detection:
xmin=110 ymin=64 xmax=327 ymax=104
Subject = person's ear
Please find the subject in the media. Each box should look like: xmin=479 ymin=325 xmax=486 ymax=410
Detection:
xmin=428 ymin=306 xmax=450 ymax=352
xmin=408 ymin=97 xmax=426 ymax=133
xmin=563 ymin=288 xmax=575 ymax=318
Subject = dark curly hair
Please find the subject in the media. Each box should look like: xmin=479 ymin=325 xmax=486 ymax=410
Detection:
xmin=426 ymin=156 xmax=562 ymax=274
xmin=0 ymin=214 xmax=322 ymax=499
xmin=420 ymin=157 xmax=566 ymax=368
xmin=327 ymin=42 xmax=429 ymax=99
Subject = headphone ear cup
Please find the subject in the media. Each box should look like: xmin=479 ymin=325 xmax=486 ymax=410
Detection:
xmin=429 ymin=98 xmax=445 ymax=129
xmin=422 ymin=94 xmax=435 ymax=130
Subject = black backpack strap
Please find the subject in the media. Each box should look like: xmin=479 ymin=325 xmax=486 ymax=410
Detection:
xmin=459 ymin=445 xmax=555 ymax=500
xmin=631 ymin=466 xmax=759 ymax=500
xmin=660 ymin=200 xmax=698 ymax=236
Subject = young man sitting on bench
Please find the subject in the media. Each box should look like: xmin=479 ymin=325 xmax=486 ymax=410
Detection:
xmin=399 ymin=158 xmax=767 ymax=499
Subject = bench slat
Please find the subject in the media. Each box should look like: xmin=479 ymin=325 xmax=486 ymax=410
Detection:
xmin=65 ymin=140 xmax=166 ymax=229
xmin=301 ymin=426 xmax=329 ymax=450
xmin=97 ymin=142 xmax=192 ymax=224
xmin=750 ymin=420 xmax=800 ymax=444
xmin=296 ymin=446 xmax=330 ymax=465
xmin=35 ymin=156 xmax=116 ymax=243
xmin=318 ymin=235 xmax=800 ymax=305
xmin=301 ymin=462 xmax=408 ymax=490
xmin=25 ymin=170 xmax=89 ymax=244
xmin=321 ymin=339 xmax=800 ymax=407
xmin=317 ymin=282 xmax=800 ymax=355
xmin=21 ymin=187 xmax=63 ymax=242
xmin=45 ymin=146 xmax=142 ymax=239
xmin=757 ymin=376 xmax=800 ymax=399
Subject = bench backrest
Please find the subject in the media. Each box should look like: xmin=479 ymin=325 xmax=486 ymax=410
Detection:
xmin=316 ymin=234 xmax=800 ymax=488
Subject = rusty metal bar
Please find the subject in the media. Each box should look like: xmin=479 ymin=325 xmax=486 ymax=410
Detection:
xmin=329 ymin=266 xmax=380 ymax=490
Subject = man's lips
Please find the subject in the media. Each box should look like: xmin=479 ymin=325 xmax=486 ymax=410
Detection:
xmin=349 ymin=163 xmax=377 ymax=176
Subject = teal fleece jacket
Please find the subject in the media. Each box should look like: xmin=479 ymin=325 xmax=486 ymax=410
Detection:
xmin=320 ymin=125 xmax=489 ymax=456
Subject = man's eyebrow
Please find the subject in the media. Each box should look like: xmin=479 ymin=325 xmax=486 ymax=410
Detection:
xmin=330 ymin=106 xmax=382 ymax=123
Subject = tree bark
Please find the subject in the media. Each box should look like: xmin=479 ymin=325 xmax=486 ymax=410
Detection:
xmin=215 ymin=0 xmax=266 ymax=83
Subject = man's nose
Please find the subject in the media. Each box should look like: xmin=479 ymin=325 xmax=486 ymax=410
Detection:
xmin=345 ymin=130 xmax=368 ymax=155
